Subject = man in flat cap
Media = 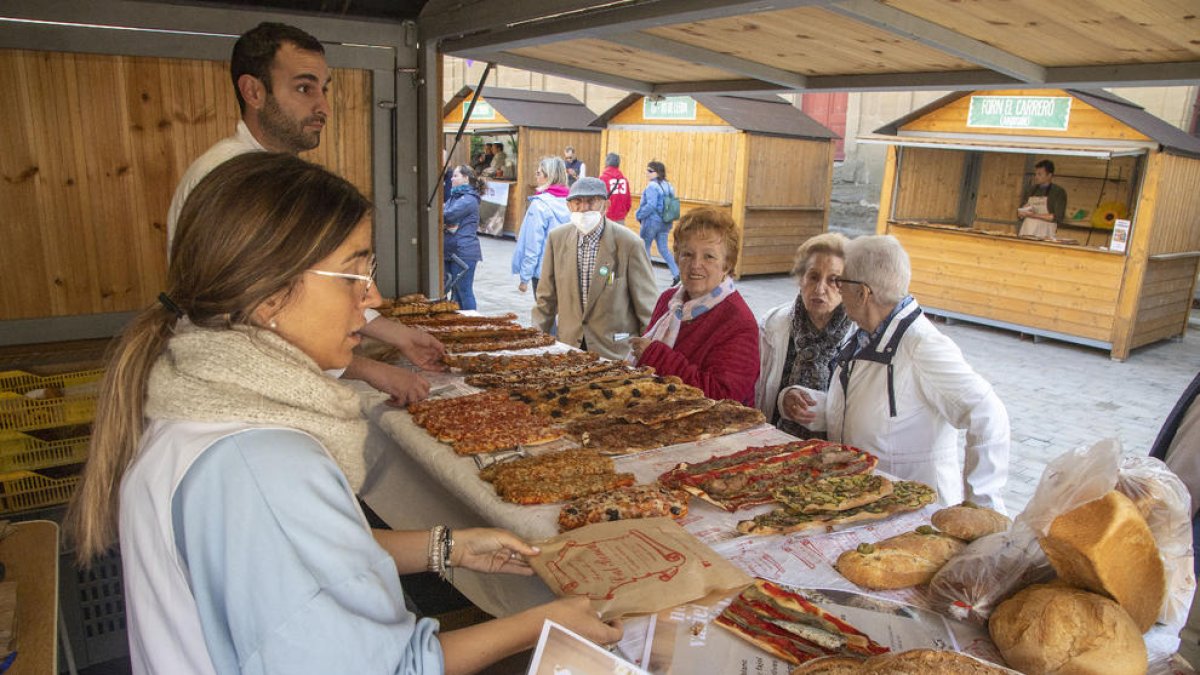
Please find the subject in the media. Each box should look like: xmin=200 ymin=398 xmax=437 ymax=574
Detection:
xmin=533 ymin=177 xmax=658 ymax=360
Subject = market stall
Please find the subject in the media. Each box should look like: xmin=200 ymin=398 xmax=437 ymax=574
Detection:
xmin=860 ymin=88 xmax=1200 ymax=360
xmin=443 ymin=86 xmax=602 ymax=237
xmin=593 ymin=94 xmax=838 ymax=276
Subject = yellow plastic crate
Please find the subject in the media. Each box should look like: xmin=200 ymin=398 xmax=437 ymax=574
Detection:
xmin=0 ymin=469 xmax=80 ymax=514
xmin=0 ymin=428 xmax=91 ymax=472
xmin=0 ymin=368 xmax=103 ymax=432
xmin=0 ymin=390 xmax=98 ymax=432
xmin=0 ymin=368 xmax=104 ymax=395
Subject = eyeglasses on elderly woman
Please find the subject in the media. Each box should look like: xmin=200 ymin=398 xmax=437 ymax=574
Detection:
xmin=832 ymin=277 xmax=870 ymax=291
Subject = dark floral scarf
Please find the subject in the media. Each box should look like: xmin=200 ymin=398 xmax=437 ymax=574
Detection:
xmin=777 ymin=296 xmax=853 ymax=438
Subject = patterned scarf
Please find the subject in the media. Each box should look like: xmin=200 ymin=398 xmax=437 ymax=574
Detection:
xmin=643 ymin=276 xmax=737 ymax=349
xmin=778 ymin=297 xmax=853 ymax=438
xmin=144 ymin=320 xmax=370 ymax=491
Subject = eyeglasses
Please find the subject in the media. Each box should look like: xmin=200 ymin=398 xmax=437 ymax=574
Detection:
xmin=832 ymin=277 xmax=870 ymax=292
xmin=307 ymin=256 xmax=377 ymax=300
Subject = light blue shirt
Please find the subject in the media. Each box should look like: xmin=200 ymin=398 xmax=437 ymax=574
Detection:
xmin=172 ymin=428 xmax=443 ymax=674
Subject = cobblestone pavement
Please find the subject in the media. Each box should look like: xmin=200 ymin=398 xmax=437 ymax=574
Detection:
xmin=466 ymin=233 xmax=1200 ymax=514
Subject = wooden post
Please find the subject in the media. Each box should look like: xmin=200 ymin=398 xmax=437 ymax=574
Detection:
xmin=876 ymin=145 xmax=898 ymax=234
xmin=1110 ymin=151 xmax=1163 ymax=360
xmin=731 ymin=130 xmax=750 ymax=277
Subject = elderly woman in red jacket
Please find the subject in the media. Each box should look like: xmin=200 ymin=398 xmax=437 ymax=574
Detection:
xmin=628 ymin=207 xmax=760 ymax=405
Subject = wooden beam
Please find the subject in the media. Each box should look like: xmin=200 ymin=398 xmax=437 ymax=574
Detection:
xmin=605 ymin=31 xmax=808 ymax=89
xmin=651 ymin=79 xmax=786 ymax=94
xmin=827 ymin=0 xmax=1046 ymax=83
xmin=462 ymin=50 xmax=656 ymax=93
xmin=435 ymin=0 xmax=828 ymax=51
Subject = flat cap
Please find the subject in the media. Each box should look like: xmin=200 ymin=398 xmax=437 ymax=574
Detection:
xmin=567 ymin=176 xmax=608 ymax=200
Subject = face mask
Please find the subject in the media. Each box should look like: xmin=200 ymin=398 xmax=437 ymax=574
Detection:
xmin=571 ymin=210 xmax=603 ymax=235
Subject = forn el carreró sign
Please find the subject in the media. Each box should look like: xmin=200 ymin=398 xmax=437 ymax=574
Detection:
xmin=967 ymin=96 xmax=1072 ymax=131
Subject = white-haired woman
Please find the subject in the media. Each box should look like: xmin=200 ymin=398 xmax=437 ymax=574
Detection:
xmin=780 ymin=235 xmax=1010 ymax=511
xmin=756 ymin=233 xmax=855 ymax=439
xmin=511 ymin=156 xmax=571 ymax=294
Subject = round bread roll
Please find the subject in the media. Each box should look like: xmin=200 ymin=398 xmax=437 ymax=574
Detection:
xmin=988 ymin=583 xmax=1148 ymax=675
xmin=932 ymin=503 xmax=1011 ymax=541
xmin=790 ymin=656 xmax=864 ymax=674
xmin=862 ymin=649 xmax=1012 ymax=673
xmin=836 ymin=529 xmax=966 ymax=590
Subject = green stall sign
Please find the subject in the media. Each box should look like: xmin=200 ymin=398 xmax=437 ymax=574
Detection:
xmin=967 ymin=96 xmax=1072 ymax=131
xmin=464 ymin=100 xmax=495 ymax=120
xmin=644 ymin=96 xmax=697 ymax=121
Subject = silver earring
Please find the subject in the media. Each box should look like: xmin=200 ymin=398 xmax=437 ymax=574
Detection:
xmin=269 ymin=319 xmax=278 ymax=329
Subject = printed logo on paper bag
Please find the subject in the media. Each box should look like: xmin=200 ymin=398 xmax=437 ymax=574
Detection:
xmin=548 ymin=529 xmax=686 ymax=599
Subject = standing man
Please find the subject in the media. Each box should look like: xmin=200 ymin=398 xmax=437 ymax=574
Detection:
xmin=598 ymin=153 xmax=630 ymax=223
xmin=533 ymin=177 xmax=657 ymax=360
xmin=563 ymin=146 xmax=586 ymax=186
xmin=166 ymin=22 xmax=443 ymax=406
xmin=1017 ymin=159 xmax=1068 ymax=238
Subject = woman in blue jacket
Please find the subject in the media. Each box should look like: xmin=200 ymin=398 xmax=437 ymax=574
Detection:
xmin=442 ymin=165 xmax=484 ymax=309
xmin=511 ymin=156 xmax=571 ymax=294
xmin=636 ymin=160 xmax=680 ymax=286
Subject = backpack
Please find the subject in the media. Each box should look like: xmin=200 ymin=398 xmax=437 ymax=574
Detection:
xmin=658 ymin=182 xmax=681 ymax=223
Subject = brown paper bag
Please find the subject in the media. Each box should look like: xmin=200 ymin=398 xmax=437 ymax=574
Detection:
xmin=529 ymin=517 xmax=752 ymax=620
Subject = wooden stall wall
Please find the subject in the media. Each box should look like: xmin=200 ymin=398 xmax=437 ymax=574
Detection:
xmin=901 ymin=88 xmax=1152 ymax=142
xmin=1129 ymin=153 xmax=1200 ymax=348
xmin=740 ymin=135 xmax=833 ymax=275
xmin=892 ymin=147 xmax=966 ymax=222
xmin=890 ymin=224 xmax=1124 ymax=343
xmin=511 ymin=128 xmax=600 ymax=234
xmin=973 ymin=152 xmax=1026 ymax=231
xmin=0 ymin=49 xmax=371 ymax=322
xmin=606 ymin=127 xmax=739 ymax=236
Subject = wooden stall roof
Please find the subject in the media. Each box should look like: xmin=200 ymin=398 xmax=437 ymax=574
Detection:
xmin=595 ymin=93 xmax=839 ymax=141
xmin=874 ymin=89 xmax=1200 ymax=159
xmin=443 ymin=85 xmax=600 ymax=131
xmin=419 ymin=1 xmax=1200 ymax=95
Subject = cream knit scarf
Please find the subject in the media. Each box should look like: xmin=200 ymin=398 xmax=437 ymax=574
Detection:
xmin=144 ymin=320 xmax=368 ymax=491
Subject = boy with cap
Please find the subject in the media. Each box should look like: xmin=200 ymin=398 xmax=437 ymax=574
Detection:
xmin=533 ymin=177 xmax=658 ymax=360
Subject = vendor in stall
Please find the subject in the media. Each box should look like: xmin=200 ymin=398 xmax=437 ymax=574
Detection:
xmin=1017 ymin=159 xmax=1068 ymax=238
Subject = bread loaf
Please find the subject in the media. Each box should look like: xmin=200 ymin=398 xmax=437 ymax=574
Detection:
xmin=931 ymin=503 xmax=1011 ymax=541
xmin=1038 ymin=490 xmax=1164 ymax=631
xmin=861 ymin=649 xmax=1012 ymax=673
xmin=989 ymin=583 xmax=1147 ymax=675
xmin=789 ymin=656 xmax=864 ymax=674
xmin=836 ymin=527 xmax=966 ymax=590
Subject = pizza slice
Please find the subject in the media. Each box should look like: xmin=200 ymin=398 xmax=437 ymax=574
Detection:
xmin=772 ymin=475 xmax=894 ymax=514
xmin=736 ymin=481 xmax=936 ymax=536
xmin=714 ymin=579 xmax=889 ymax=665
xmin=557 ymin=484 xmax=690 ymax=531
xmin=497 ymin=472 xmax=637 ymax=505
xmin=614 ymin=397 xmax=716 ymax=425
xmin=480 ymin=449 xmax=613 ymax=485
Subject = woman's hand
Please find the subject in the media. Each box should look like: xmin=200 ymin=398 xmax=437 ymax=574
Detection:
xmin=524 ymin=597 xmax=624 ymax=648
xmin=780 ymin=387 xmax=817 ymax=424
xmin=627 ymin=336 xmax=652 ymax=360
xmin=397 ymin=326 xmax=446 ymax=372
xmin=451 ymin=528 xmax=539 ymax=576
xmin=518 ymin=281 xmax=529 ymax=294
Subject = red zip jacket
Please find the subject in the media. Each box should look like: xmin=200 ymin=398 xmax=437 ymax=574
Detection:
xmin=599 ymin=166 xmax=632 ymax=222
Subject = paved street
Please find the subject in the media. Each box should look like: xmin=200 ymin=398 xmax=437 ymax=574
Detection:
xmin=465 ymin=232 xmax=1200 ymax=514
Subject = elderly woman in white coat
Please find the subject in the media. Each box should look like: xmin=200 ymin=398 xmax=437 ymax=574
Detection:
xmin=779 ymin=235 xmax=1010 ymax=512
xmin=756 ymin=233 xmax=854 ymax=439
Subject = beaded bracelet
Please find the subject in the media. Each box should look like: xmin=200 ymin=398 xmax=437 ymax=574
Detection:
xmin=427 ymin=525 xmax=455 ymax=583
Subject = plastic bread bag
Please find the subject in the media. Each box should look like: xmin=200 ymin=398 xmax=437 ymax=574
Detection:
xmin=927 ymin=520 xmax=1054 ymax=625
xmin=1016 ymin=438 xmax=1122 ymax=537
xmin=1115 ymin=455 xmax=1195 ymax=634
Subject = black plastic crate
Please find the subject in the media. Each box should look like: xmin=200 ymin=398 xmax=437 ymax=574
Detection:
xmin=59 ymin=548 xmax=128 ymax=672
